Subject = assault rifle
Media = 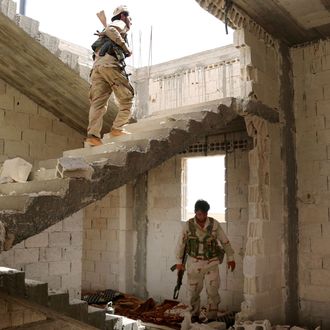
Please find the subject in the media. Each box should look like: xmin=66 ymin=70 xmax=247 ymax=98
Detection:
xmin=95 ymin=10 xmax=128 ymax=70
xmin=170 ymin=245 xmax=188 ymax=300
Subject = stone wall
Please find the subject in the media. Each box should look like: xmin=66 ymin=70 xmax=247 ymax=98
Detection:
xmin=134 ymin=46 xmax=240 ymax=118
xmin=0 ymin=79 xmax=83 ymax=167
xmin=291 ymin=40 xmax=330 ymax=327
xmin=0 ymin=212 xmax=83 ymax=299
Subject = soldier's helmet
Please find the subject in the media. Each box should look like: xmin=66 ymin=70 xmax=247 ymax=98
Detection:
xmin=112 ymin=5 xmax=129 ymax=18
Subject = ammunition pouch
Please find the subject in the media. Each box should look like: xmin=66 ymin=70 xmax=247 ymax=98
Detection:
xmin=187 ymin=218 xmax=226 ymax=263
xmin=187 ymin=236 xmax=199 ymax=258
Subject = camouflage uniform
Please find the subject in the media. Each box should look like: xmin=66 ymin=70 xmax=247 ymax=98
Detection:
xmin=176 ymin=217 xmax=235 ymax=320
xmin=88 ymin=19 xmax=134 ymax=138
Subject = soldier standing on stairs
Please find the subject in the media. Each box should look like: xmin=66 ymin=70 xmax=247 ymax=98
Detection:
xmin=176 ymin=199 xmax=236 ymax=323
xmin=86 ymin=5 xmax=134 ymax=147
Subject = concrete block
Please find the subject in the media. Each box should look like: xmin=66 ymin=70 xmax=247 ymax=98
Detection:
xmin=25 ymin=232 xmax=49 ymax=248
xmin=39 ymin=247 xmax=62 ymax=262
xmin=14 ymin=94 xmax=38 ymax=115
xmin=46 ymin=131 xmax=68 ymax=147
xmin=63 ymin=211 xmax=83 ymax=232
xmin=0 ymin=94 xmax=14 ymax=111
xmin=25 ymin=262 xmax=49 ymax=278
xmin=92 ymin=217 xmax=107 ymax=230
xmin=25 ymin=279 xmax=48 ymax=305
xmin=70 ymin=232 xmax=83 ymax=247
xmin=67 ymin=299 xmax=88 ymax=322
xmin=48 ymin=290 xmax=69 ymax=312
xmin=4 ymin=140 xmax=29 ymax=158
xmin=62 ymin=246 xmax=82 ymax=261
xmin=311 ymin=237 xmax=330 ymax=254
xmin=22 ymin=129 xmax=46 ymax=143
xmin=56 ymin=157 xmax=94 ymax=180
xmin=49 ymin=261 xmax=70 ymax=275
xmin=0 ymin=267 xmax=25 ymax=297
xmin=14 ymin=248 xmax=39 ymax=264
xmin=310 ymin=269 xmax=330 ymax=286
xmin=5 ymin=111 xmax=29 ymax=129
xmin=38 ymin=32 xmax=60 ymax=54
xmin=87 ymin=306 xmax=105 ymax=329
xmin=15 ymin=14 xmax=40 ymax=38
xmin=0 ymin=0 xmax=17 ymax=19
xmin=29 ymin=115 xmax=52 ymax=131
xmin=49 ymin=232 xmax=71 ymax=247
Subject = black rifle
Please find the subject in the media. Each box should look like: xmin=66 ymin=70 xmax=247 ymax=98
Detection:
xmin=170 ymin=245 xmax=188 ymax=299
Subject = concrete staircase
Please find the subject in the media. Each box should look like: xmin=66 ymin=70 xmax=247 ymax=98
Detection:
xmin=0 ymin=267 xmax=111 ymax=329
xmin=0 ymin=98 xmax=278 ymax=249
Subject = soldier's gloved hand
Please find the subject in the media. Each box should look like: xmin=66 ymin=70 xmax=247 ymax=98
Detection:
xmin=227 ymin=261 xmax=236 ymax=272
xmin=176 ymin=264 xmax=185 ymax=271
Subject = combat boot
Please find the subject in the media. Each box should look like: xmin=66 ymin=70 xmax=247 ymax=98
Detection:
xmin=110 ymin=129 xmax=131 ymax=137
xmin=85 ymin=135 xmax=102 ymax=146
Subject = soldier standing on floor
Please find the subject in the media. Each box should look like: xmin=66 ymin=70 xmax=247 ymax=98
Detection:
xmin=86 ymin=5 xmax=134 ymax=147
xmin=176 ymin=199 xmax=236 ymax=322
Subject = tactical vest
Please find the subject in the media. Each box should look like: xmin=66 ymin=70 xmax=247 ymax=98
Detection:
xmin=186 ymin=217 xmax=225 ymax=263
xmin=91 ymin=32 xmax=127 ymax=64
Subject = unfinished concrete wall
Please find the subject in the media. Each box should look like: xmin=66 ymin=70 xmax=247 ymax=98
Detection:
xmin=291 ymin=40 xmax=330 ymax=328
xmin=82 ymin=186 xmax=135 ymax=294
xmin=134 ymin=46 xmax=240 ymax=118
xmin=0 ymin=80 xmax=85 ymax=299
xmin=234 ymin=29 xmax=280 ymax=108
xmin=0 ymin=79 xmax=83 ymax=167
xmin=0 ymin=212 xmax=83 ymax=299
xmin=233 ymin=28 xmax=286 ymax=324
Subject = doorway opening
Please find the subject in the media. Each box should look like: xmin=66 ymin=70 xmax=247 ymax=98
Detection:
xmin=181 ymin=155 xmax=226 ymax=222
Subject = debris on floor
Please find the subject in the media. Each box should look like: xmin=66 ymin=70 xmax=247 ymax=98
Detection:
xmin=0 ymin=157 xmax=32 ymax=183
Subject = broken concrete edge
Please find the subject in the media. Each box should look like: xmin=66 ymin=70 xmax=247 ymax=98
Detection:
xmin=0 ymin=0 xmax=92 ymax=81
xmin=0 ymin=107 xmax=243 ymax=248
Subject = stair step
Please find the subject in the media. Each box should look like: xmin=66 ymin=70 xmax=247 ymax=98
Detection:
xmin=105 ymin=314 xmax=143 ymax=330
xmin=63 ymin=139 xmax=149 ymax=159
xmin=0 ymin=267 xmax=26 ymax=297
xmin=0 ymin=178 xmax=70 ymax=196
xmin=123 ymin=115 xmax=191 ymax=134
xmin=32 ymin=168 xmax=57 ymax=181
xmin=48 ymin=289 xmax=70 ymax=312
xmin=25 ymin=279 xmax=48 ymax=305
xmin=87 ymin=305 xmax=106 ymax=329
xmin=67 ymin=299 xmax=88 ymax=322
xmin=38 ymin=158 xmax=58 ymax=169
xmin=0 ymin=195 xmax=30 ymax=212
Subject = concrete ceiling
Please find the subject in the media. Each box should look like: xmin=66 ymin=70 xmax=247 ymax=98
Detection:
xmin=232 ymin=0 xmax=330 ymax=44
xmin=0 ymin=12 xmax=117 ymax=135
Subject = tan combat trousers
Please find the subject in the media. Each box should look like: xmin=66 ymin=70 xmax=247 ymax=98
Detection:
xmin=88 ymin=66 xmax=134 ymax=138
xmin=187 ymin=257 xmax=220 ymax=320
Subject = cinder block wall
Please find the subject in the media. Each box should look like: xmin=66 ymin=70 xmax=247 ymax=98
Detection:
xmin=82 ymin=186 xmax=135 ymax=294
xmin=146 ymin=147 xmax=248 ymax=310
xmin=0 ymin=296 xmax=47 ymax=329
xmin=0 ymin=212 xmax=83 ymax=299
xmin=0 ymin=79 xmax=83 ymax=167
xmin=134 ymin=45 xmax=241 ymax=118
xmin=292 ymin=40 xmax=330 ymax=327
xmin=234 ymin=29 xmax=280 ymax=108
xmin=0 ymin=80 xmax=85 ymax=299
